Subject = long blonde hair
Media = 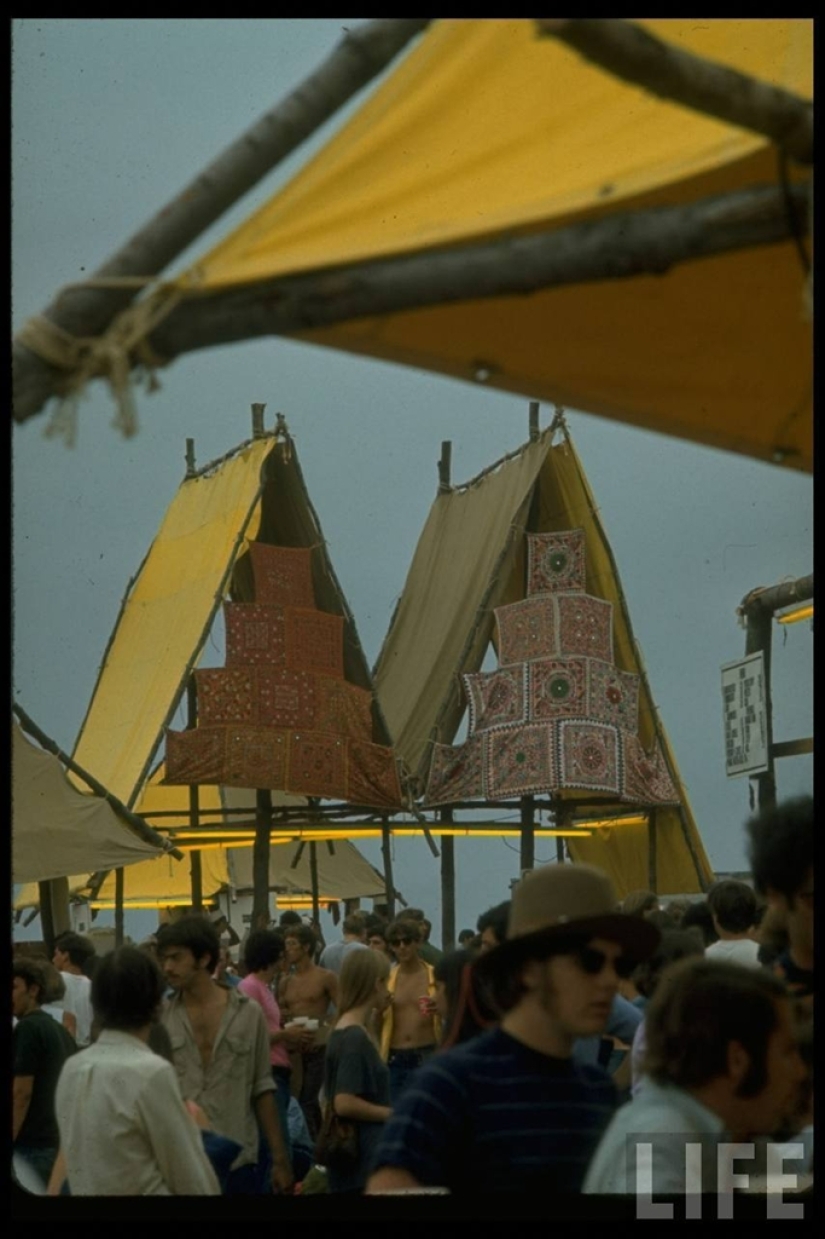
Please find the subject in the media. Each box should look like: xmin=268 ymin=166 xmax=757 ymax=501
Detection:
xmin=335 ymin=948 xmax=390 ymax=1023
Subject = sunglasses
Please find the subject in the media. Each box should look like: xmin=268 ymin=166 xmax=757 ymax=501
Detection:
xmin=389 ymin=936 xmax=414 ymax=947
xmin=573 ymin=946 xmax=636 ymax=979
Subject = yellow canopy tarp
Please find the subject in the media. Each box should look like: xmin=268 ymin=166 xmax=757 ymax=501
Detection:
xmin=71 ymin=437 xmax=273 ymax=807
xmin=174 ymin=18 xmax=811 ymax=472
xmin=374 ymin=420 xmax=714 ymax=896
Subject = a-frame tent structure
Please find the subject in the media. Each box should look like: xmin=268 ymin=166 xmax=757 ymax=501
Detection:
xmin=374 ymin=410 xmax=714 ymax=903
xmin=51 ymin=411 xmax=406 ymax=933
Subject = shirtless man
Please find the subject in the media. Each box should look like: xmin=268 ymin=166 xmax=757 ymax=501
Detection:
xmin=158 ymin=916 xmax=293 ymax=1196
xmin=278 ymin=923 xmax=338 ymax=1139
xmin=379 ymin=919 xmax=442 ymax=1104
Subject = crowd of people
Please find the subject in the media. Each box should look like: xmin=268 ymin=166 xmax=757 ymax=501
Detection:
xmin=11 ymin=794 xmax=813 ymax=1210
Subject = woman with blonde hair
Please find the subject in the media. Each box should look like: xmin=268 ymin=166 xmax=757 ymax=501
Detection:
xmin=320 ymin=948 xmax=392 ymax=1194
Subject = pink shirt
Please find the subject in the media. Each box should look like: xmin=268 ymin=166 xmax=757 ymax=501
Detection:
xmin=237 ymin=973 xmax=291 ymax=1071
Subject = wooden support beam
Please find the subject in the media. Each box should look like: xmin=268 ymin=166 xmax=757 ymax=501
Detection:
xmin=253 ymin=789 xmax=273 ymax=929
xmin=114 ymin=868 xmax=125 ymax=947
xmin=648 ymin=808 xmax=658 ymax=893
xmin=381 ymin=818 xmax=396 ymax=922
xmin=440 ymin=808 xmax=456 ymax=952
xmin=520 ymin=795 xmax=535 ymax=871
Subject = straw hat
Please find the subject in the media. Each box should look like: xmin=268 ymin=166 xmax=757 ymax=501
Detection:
xmin=475 ymin=863 xmax=660 ymax=987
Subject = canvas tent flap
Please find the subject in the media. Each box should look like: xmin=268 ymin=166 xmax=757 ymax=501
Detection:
xmin=171 ymin=19 xmax=811 ymax=472
xmin=228 ymin=839 xmax=387 ymax=903
xmin=71 ymin=437 xmax=274 ymax=807
xmin=89 ymin=848 xmax=229 ymax=910
xmin=374 ymin=431 xmax=552 ymax=783
xmin=12 ymin=721 xmax=166 ymax=884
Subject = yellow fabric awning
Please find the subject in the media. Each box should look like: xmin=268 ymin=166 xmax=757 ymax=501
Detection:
xmin=171 ymin=18 xmax=811 ymax=473
xmin=71 ymin=437 xmax=273 ymax=807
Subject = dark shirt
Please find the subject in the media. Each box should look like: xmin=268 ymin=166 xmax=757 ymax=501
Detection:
xmin=373 ymin=1026 xmax=617 ymax=1194
xmin=13 ymin=1009 xmax=77 ymax=1148
xmin=774 ymin=950 xmax=814 ymax=1002
xmin=324 ymin=1024 xmax=390 ymax=1192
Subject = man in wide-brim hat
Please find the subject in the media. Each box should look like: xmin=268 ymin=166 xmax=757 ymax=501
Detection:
xmin=366 ymin=862 xmax=659 ymax=1197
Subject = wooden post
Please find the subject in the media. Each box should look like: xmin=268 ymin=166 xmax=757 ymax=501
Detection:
xmin=251 ymin=402 xmax=266 ymax=438
xmin=555 ymin=800 xmax=571 ymax=864
xmin=440 ymin=808 xmax=455 ymax=952
xmin=381 ymin=818 xmax=396 ymax=921
xmin=529 ymin=400 xmax=540 ymax=441
xmin=520 ymin=795 xmax=535 ymax=871
xmin=185 ymin=438 xmax=196 ymax=478
xmin=648 ymin=809 xmax=658 ymax=893
xmin=114 ymin=868 xmax=125 ymax=946
xmin=438 ymin=441 xmax=452 ymax=493
xmin=187 ymin=676 xmax=203 ymax=912
xmin=253 ymin=789 xmax=272 ymax=929
xmin=309 ymin=842 xmax=320 ymax=930
xmin=744 ymin=605 xmax=777 ymax=813
xmin=37 ymin=878 xmax=70 ymax=956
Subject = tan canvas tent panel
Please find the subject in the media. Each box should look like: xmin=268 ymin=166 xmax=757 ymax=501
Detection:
xmin=374 ymin=421 xmax=713 ymax=896
xmin=12 ymin=720 xmax=167 ymax=884
xmin=228 ymin=838 xmax=388 ymax=904
xmin=173 ymin=18 xmax=812 ymax=472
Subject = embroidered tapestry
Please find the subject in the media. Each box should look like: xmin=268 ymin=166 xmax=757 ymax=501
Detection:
xmin=486 ymin=723 xmax=556 ymax=798
xmin=249 ymin=542 xmax=314 ymax=608
xmin=165 ymin=541 xmax=402 ymax=809
xmin=528 ymin=529 xmax=586 ymax=595
xmin=464 ymin=665 xmax=527 ymax=734
xmin=424 ymin=528 xmax=677 ymax=808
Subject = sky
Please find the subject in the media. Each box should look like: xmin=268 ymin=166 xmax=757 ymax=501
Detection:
xmin=11 ymin=19 xmax=813 ymax=948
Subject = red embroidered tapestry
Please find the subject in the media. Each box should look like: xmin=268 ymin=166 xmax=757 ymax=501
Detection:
xmin=528 ymin=529 xmax=586 ymax=595
xmin=248 ymin=542 xmax=314 ymax=608
xmin=165 ymin=541 xmax=402 ymax=809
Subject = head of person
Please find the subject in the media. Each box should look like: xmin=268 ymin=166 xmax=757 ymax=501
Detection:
xmin=476 ymin=900 xmax=511 ymax=953
xmin=707 ymin=879 xmax=758 ymax=936
xmin=342 ymin=912 xmax=368 ymax=943
xmin=475 ymin=864 xmax=659 ymax=1044
xmin=643 ymin=956 xmax=806 ymax=1137
xmin=367 ymin=926 xmax=391 ymax=956
xmin=283 ymin=922 xmax=317 ymax=966
xmin=53 ymin=930 xmax=97 ymax=976
xmin=420 ymin=918 xmax=433 ymax=943
xmin=746 ymin=795 xmax=813 ymax=962
xmin=12 ymin=956 xmax=49 ymax=1017
xmin=156 ymin=915 xmax=221 ymax=991
xmin=458 ymin=928 xmax=477 ymax=949
xmin=279 ymin=910 xmax=303 ymax=931
xmin=386 ymin=918 xmax=422 ymax=962
xmin=679 ymin=898 xmax=719 ymax=948
xmin=621 ymin=890 xmax=660 ymax=918
xmin=403 ymin=908 xmax=425 ymax=923
xmin=91 ymin=946 xmax=166 ymax=1032
xmin=434 ymin=948 xmax=498 ymax=1048
xmin=243 ymin=928 xmax=285 ymax=980
xmin=632 ymin=928 xmax=705 ymax=1002
xmin=336 ymin=947 xmax=391 ymax=1023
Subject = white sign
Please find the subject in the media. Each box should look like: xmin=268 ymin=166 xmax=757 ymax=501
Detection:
xmin=721 ymin=652 xmax=769 ymax=777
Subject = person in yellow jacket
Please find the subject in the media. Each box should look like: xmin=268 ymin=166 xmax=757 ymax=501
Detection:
xmin=379 ymin=919 xmax=442 ymax=1104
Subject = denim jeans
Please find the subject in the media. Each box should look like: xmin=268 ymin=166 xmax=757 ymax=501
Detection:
xmin=387 ymin=1044 xmax=436 ymax=1104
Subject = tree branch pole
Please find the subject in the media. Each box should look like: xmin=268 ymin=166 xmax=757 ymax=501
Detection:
xmin=536 ymin=19 xmax=812 ymax=164
xmin=12 ymin=19 xmax=430 ymax=424
xmin=138 ymin=181 xmax=809 ymax=372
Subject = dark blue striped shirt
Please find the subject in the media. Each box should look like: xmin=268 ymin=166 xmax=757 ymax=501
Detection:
xmin=372 ymin=1027 xmax=616 ymax=1193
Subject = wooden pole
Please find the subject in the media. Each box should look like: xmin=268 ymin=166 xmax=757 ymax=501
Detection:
xmin=440 ymin=808 xmax=455 ymax=951
xmin=187 ymin=676 xmax=204 ymax=913
xmin=185 ymin=438 xmax=196 ymax=478
xmin=253 ymin=789 xmax=273 ymax=929
xmin=744 ymin=606 xmax=777 ymax=813
xmin=529 ymin=401 xmax=540 ymax=441
xmin=251 ymin=402 xmax=266 ymax=438
xmin=114 ymin=868 xmax=125 ymax=946
xmin=381 ymin=818 xmax=396 ymax=921
xmin=438 ymin=441 xmax=452 ymax=494
xmin=648 ymin=809 xmax=658 ymax=893
xmin=520 ymin=795 xmax=535 ymax=871
xmin=309 ymin=842 xmax=320 ymax=930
